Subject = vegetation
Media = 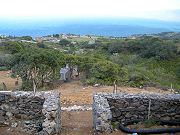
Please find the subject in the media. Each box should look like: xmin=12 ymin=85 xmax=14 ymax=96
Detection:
xmin=59 ymin=39 xmax=71 ymax=46
xmin=0 ymin=32 xmax=179 ymax=91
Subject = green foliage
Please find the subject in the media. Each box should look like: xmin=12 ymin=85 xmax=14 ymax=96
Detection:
xmin=0 ymin=66 xmax=8 ymax=71
xmin=59 ymin=39 xmax=71 ymax=46
xmin=37 ymin=43 xmax=46 ymax=48
xmin=107 ymin=37 xmax=178 ymax=60
xmin=19 ymin=36 xmax=33 ymax=41
xmin=128 ymin=72 xmax=149 ymax=87
xmin=110 ymin=53 xmax=138 ymax=66
xmin=140 ymin=43 xmax=177 ymax=60
xmin=176 ymin=63 xmax=180 ymax=80
xmin=0 ymin=54 xmax=12 ymax=67
xmin=3 ymin=41 xmax=24 ymax=54
xmin=53 ymin=34 xmax=59 ymax=38
xmin=11 ymin=48 xmax=64 ymax=90
xmin=88 ymin=61 xmax=127 ymax=85
xmin=1 ymin=34 xmax=179 ymax=91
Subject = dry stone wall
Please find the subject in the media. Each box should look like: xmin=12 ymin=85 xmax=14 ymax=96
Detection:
xmin=93 ymin=93 xmax=180 ymax=133
xmin=0 ymin=91 xmax=61 ymax=135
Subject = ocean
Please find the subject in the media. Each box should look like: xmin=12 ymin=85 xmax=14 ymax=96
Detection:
xmin=0 ymin=18 xmax=180 ymax=37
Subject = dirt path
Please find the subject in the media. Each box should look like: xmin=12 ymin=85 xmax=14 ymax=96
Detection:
xmin=61 ymin=110 xmax=126 ymax=135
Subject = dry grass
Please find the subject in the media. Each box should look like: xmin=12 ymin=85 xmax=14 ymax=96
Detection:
xmin=0 ymin=71 xmax=22 ymax=91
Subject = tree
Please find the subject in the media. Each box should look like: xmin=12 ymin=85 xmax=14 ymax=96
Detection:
xmin=59 ymin=39 xmax=71 ymax=46
xmin=53 ymin=34 xmax=59 ymax=38
xmin=20 ymin=36 xmax=33 ymax=41
xmin=88 ymin=60 xmax=128 ymax=85
xmin=37 ymin=43 xmax=46 ymax=48
xmin=12 ymin=48 xmax=63 ymax=91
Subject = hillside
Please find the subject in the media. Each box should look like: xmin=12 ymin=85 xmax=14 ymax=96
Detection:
xmin=0 ymin=32 xmax=179 ymax=91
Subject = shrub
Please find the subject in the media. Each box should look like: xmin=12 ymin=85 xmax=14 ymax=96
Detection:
xmin=0 ymin=66 xmax=8 ymax=71
xmin=88 ymin=61 xmax=128 ymax=85
xmin=128 ymin=72 xmax=149 ymax=87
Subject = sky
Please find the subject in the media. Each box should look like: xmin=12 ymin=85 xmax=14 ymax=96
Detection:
xmin=0 ymin=0 xmax=180 ymax=22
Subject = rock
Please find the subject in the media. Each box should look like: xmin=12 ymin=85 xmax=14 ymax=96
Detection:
xmin=49 ymin=121 xmax=56 ymax=128
xmin=46 ymin=107 xmax=52 ymax=112
xmin=0 ymin=104 xmax=9 ymax=110
xmin=0 ymin=117 xmax=5 ymax=124
xmin=162 ymin=116 xmax=171 ymax=121
xmin=11 ymin=122 xmax=18 ymax=127
xmin=45 ymin=113 xmax=51 ymax=120
xmin=24 ymin=121 xmax=31 ymax=125
xmin=138 ymin=105 xmax=146 ymax=111
xmin=42 ymin=121 xmax=49 ymax=128
xmin=44 ymin=127 xmax=54 ymax=134
xmin=125 ymin=113 xmax=131 ymax=118
xmin=6 ymin=112 xmax=13 ymax=118
xmin=51 ymin=105 xmax=58 ymax=111
xmin=49 ymin=111 xmax=56 ymax=118
xmin=4 ymin=121 xmax=10 ymax=126
xmin=0 ymin=110 xmax=5 ymax=116
xmin=175 ymin=115 xmax=180 ymax=118
xmin=11 ymin=109 xmax=19 ymax=115
xmin=94 ymin=84 xmax=100 ymax=87
xmin=112 ymin=109 xmax=121 ymax=117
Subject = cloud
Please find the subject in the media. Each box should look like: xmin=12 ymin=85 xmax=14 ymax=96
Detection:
xmin=0 ymin=0 xmax=180 ymax=21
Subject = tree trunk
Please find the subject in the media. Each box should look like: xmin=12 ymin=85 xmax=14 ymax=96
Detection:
xmin=2 ymin=82 xmax=7 ymax=91
xmin=41 ymin=75 xmax=44 ymax=87
xmin=33 ymin=79 xmax=36 ymax=93
xmin=113 ymin=80 xmax=117 ymax=94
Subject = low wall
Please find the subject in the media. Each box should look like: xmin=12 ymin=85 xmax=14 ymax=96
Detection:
xmin=93 ymin=93 xmax=180 ymax=133
xmin=0 ymin=91 xmax=61 ymax=135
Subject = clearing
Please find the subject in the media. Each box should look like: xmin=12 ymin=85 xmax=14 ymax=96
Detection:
xmin=0 ymin=71 xmax=177 ymax=135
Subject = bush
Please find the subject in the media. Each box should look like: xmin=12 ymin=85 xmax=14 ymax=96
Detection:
xmin=140 ymin=43 xmax=178 ymax=60
xmin=0 ymin=66 xmax=8 ymax=71
xmin=0 ymin=54 xmax=12 ymax=67
xmin=176 ymin=63 xmax=180 ymax=80
xmin=3 ymin=41 xmax=24 ymax=54
xmin=128 ymin=72 xmax=149 ymax=87
xmin=59 ymin=39 xmax=71 ymax=46
xmin=88 ymin=61 xmax=128 ymax=85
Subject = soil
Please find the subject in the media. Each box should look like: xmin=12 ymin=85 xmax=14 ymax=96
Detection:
xmin=61 ymin=110 xmax=126 ymax=135
xmin=0 ymin=71 xmax=178 ymax=135
xmin=57 ymin=80 xmax=171 ymax=106
xmin=0 ymin=126 xmax=26 ymax=135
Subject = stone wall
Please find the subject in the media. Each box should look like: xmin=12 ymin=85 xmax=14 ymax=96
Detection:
xmin=93 ymin=93 xmax=180 ymax=133
xmin=0 ymin=91 xmax=61 ymax=135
